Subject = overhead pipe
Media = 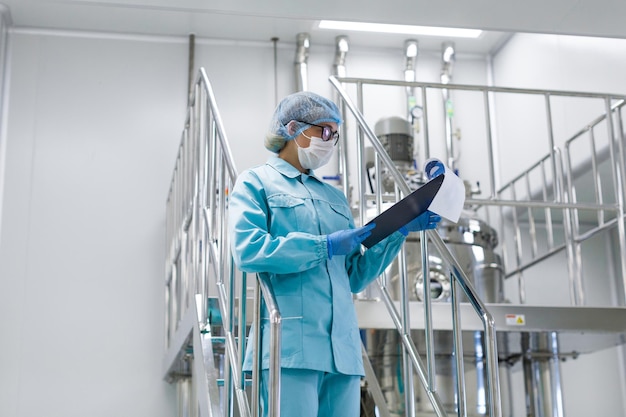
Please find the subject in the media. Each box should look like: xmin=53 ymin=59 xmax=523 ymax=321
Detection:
xmin=404 ymin=39 xmax=419 ymax=121
xmin=403 ymin=39 xmax=423 ymax=169
xmin=440 ymin=41 xmax=457 ymax=172
xmin=333 ymin=35 xmax=349 ymax=79
xmin=271 ymin=37 xmax=279 ymax=106
xmin=332 ymin=35 xmax=349 ymax=105
xmin=187 ymin=33 xmax=195 ymax=105
xmin=332 ymin=36 xmax=351 ymax=198
xmin=294 ymin=33 xmax=310 ymax=92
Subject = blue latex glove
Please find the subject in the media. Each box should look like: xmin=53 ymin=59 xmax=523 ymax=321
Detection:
xmin=327 ymin=223 xmax=376 ymax=259
xmin=399 ymin=210 xmax=441 ymax=236
xmin=425 ymin=160 xmax=445 ymax=180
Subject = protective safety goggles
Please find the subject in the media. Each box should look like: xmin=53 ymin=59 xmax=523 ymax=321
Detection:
xmin=296 ymin=120 xmax=340 ymax=145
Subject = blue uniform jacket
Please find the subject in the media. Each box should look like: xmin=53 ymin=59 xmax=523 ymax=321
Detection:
xmin=229 ymin=156 xmax=406 ymax=376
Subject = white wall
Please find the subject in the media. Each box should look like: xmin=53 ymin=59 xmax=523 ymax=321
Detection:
xmin=1 ymin=26 xmax=626 ymax=417
xmin=0 ymin=30 xmax=187 ymax=417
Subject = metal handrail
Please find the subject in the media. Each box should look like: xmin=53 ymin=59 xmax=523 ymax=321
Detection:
xmin=330 ymin=75 xmax=503 ymax=417
xmin=252 ymin=273 xmax=282 ymax=417
xmin=329 ymin=72 xmax=626 ymax=416
xmin=198 ymin=67 xmax=285 ymax=417
xmin=330 ymin=74 xmax=626 ymax=306
xmin=165 ymin=68 xmax=282 ymax=417
xmin=333 ymin=76 xmax=626 ymax=100
xmin=494 ymin=99 xmax=626 ymax=303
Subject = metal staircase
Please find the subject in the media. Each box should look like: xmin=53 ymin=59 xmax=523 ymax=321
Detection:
xmin=163 ymin=68 xmax=626 ymax=417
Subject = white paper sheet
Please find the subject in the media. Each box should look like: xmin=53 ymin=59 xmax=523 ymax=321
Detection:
xmin=424 ymin=158 xmax=466 ymax=223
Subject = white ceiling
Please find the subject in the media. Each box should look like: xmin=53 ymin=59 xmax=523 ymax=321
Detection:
xmin=1 ymin=0 xmax=625 ymax=54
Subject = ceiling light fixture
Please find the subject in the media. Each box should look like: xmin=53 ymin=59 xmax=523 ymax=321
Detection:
xmin=318 ymin=20 xmax=482 ymax=39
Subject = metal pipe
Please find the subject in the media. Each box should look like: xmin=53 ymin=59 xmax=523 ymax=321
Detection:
xmin=464 ymin=197 xmax=616 ymax=211
xmin=198 ymin=68 xmax=238 ymax=181
xmin=333 ymin=36 xmax=351 ymax=200
xmin=510 ymin=185 xmax=526 ymax=304
xmin=333 ymin=35 xmax=349 ymax=79
xmin=237 ymin=269 xmax=248 ymax=391
xmin=194 ymin=83 xmax=205 ymax=325
xmin=251 ymin=277 xmax=261 ymax=416
xmin=428 ymin=234 xmax=503 ymax=417
xmin=355 ymin=83 xmax=374 ymax=300
xmin=361 ymin=343 xmax=393 ymax=417
xmin=332 ymin=75 xmax=626 ymax=100
xmin=523 ymin=333 xmax=565 ymax=417
xmin=272 ymin=37 xmax=279 ymax=107
xmin=398 ymin=223 xmax=415 ymax=417
xmin=521 ymin=333 xmax=536 ymax=417
xmin=604 ymin=96 xmax=626 ymax=305
xmin=483 ymin=90 xmax=498 ymax=199
xmin=441 ymin=42 xmax=456 ymax=171
xmin=377 ymin=282 xmax=448 ymax=416
xmin=420 ymin=231 xmax=436 ymax=391
xmin=404 ymin=39 xmax=419 ymax=122
xmin=544 ymin=95 xmax=582 ymax=305
xmin=294 ymin=33 xmax=309 ymax=92
xmin=525 ymin=172 xmax=538 ymax=259
xmin=548 ymin=333 xmax=565 ymax=417
xmin=188 ymin=33 xmax=195 ymax=104
xmin=540 ymin=161 xmax=556 ymax=250
xmin=258 ymin=273 xmax=283 ymax=417
xmin=474 ymin=331 xmax=487 ymax=415
xmin=563 ymin=140 xmax=585 ymax=307
xmin=421 ymin=86 xmax=431 ymax=162
xmin=226 ymin=239 xmax=237 ymax=412
xmin=356 ymin=82 xmax=368 ymax=219
xmin=194 ymin=307 xmax=223 ymax=417
xmin=450 ymin=277 xmax=467 ymax=416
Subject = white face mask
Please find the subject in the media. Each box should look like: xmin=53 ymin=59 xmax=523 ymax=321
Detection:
xmin=296 ymin=134 xmax=335 ymax=170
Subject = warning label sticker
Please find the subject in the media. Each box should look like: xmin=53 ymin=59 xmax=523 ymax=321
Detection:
xmin=505 ymin=314 xmax=526 ymax=326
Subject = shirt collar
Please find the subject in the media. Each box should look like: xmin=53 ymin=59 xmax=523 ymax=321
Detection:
xmin=267 ymin=156 xmax=322 ymax=181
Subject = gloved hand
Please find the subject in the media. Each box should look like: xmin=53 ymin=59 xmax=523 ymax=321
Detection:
xmin=327 ymin=223 xmax=376 ymax=259
xmin=425 ymin=159 xmax=445 ymax=180
xmin=399 ymin=210 xmax=441 ymax=236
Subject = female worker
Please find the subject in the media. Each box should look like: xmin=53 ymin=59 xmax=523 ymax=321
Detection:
xmin=228 ymin=91 xmax=441 ymax=417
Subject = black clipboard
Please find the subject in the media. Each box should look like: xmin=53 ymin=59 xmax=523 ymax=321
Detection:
xmin=361 ymin=174 xmax=444 ymax=248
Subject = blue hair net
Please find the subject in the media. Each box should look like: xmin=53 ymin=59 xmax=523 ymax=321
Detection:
xmin=264 ymin=91 xmax=343 ymax=153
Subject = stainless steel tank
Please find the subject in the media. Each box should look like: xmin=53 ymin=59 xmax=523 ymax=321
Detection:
xmin=410 ymin=214 xmax=504 ymax=305
xmin=362 ymin=117 xmax=512 ymax=416
xmin=363 ymin=210 xmax=511 ymax=416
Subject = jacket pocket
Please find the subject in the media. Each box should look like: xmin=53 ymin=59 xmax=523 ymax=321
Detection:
xmin=267 ymin=194 xmax=306 ymax=233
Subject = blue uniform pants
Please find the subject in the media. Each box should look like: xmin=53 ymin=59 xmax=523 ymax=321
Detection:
xmin=260 ymin=368 xmax=360 ymax=417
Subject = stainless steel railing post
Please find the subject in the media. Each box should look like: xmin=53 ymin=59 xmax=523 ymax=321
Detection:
xmin=257 ymin=273 xmax=282 ymax=417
